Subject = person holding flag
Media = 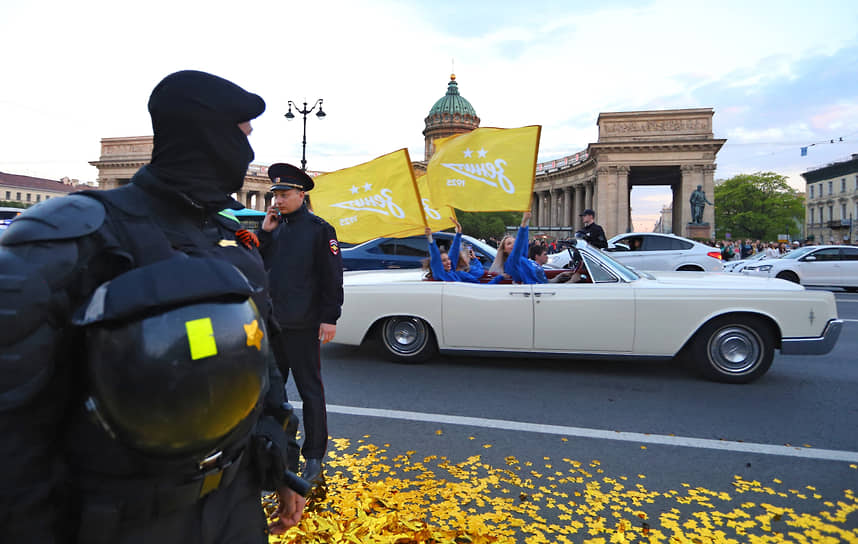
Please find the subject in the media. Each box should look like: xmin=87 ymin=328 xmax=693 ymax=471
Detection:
xmin=499 ymin=211 xmax=576 ymax=284
xmin=424 ymin=217 xmax=484 ymax=282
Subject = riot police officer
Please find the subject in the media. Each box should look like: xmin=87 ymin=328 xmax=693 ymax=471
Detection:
xmin=577 ymin=208 xmax=608 ymax=249
xmin=0 ymin=71 xmax=306 ymax=543
xmin=258 ymin=163 xmax=344 ymax=484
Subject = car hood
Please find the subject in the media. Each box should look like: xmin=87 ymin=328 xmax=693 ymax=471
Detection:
xmin=638 ymin=271 xmax=804 ymax=291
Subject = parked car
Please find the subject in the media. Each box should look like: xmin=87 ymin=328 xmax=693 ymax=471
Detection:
xmin=548 ymin=232 xmax=721 ymax=272
xmin=341 ymin=232 xmax=496 ymax=271
xmin=0 ymin=206 xmax=23 ymax=231
xmin=723 ymin=252 xmax=769 ymax=273
xmin=742 ymin=245 xmax=858 ymax=291
xmin=333 ymin=242 xmax=842 ymax=383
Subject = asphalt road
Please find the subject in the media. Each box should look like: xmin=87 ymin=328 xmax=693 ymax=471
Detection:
xmin=286 ymin=291 xmax=858 ymax=541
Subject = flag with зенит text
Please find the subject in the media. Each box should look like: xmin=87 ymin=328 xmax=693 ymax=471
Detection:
xmin=382 ymin=173 xmax=457 ymax=238
xmin=426 ymin=125 xmax=541 ymax=212
xmin=310 ymin=149 xmax=427 ymax=244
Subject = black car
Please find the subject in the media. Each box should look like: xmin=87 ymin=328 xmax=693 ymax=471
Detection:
xmin=341 ymin=232 xmax=496 ymax=271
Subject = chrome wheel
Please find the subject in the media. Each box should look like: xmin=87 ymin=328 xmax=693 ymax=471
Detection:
xmin=380 ymin=316 xmax=435 ymax=363
xmin=707 ymin=325 xmax=763 ymax=375
xmin=685 ymin=315 xmax=775 ymax=383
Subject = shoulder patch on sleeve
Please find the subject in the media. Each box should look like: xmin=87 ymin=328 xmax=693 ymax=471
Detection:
xmin=329 ymin=239 xmax=339 ymax=255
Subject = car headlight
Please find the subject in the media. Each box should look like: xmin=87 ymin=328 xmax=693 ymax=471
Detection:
xmin=757 ymin=265 xmax=773 ymax=272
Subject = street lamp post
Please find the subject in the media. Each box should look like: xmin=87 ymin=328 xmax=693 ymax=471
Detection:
xmin=284 ymin=99 xmax=326 ymax=172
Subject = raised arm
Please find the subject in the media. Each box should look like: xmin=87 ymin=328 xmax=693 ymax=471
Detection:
xmin=425 ymin=227 xmax=446 ymax=280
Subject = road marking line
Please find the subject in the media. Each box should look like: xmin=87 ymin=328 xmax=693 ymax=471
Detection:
xmin=290 ymin=401 xmax=858 ymax=463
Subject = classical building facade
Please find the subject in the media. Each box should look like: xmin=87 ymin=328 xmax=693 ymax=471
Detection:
xmin=90 ymin=77 xmax=725 ymax=236
xmin=531 ymin=109 xmax=724 ymax=239
xmin=89 ymin=136 xmax=275 ymax=211
xmin=0 ymin=171 xmax=81 ymax=205
xmin=802 ymin=153 xmax=858 ymax=243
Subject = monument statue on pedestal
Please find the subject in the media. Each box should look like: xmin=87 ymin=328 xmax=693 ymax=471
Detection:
xmin=689 ymin=185 xmax=713 ymax=224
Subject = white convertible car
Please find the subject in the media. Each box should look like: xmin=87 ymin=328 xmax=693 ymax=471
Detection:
xmin=333 ymin=243 xmax=843 ymax=383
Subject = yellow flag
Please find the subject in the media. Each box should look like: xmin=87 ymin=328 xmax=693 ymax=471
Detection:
xmin=311 ymin=149 xmax=427 ymax=244
xmin=426 ymin=126 xmax=541 ymax=212
xmin=391 ymin=174 xmax=457 ymax=238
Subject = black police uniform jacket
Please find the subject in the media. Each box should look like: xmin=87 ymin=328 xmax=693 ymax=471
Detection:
xmin=579 ymin=222 xmax=609 ymax=249
xmin=0 ymin=167 xmax=296 ymax=542
xmin=257 ymin=204 xmax=344 ymax=330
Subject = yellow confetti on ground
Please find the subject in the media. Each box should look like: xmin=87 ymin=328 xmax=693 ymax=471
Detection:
xmin=265 ymin=437 xmax=858 ymax=543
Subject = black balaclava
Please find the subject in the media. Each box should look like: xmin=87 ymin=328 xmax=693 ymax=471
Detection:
xmin=144 ymin=70 xmax=265 ymax=210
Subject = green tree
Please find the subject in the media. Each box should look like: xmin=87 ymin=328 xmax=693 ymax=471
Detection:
xmin=456 ymin=210 xmax=522 ymax=240
xmin=714 ymin=172 xmax=805 ymax=241
xmin=0 ymin=201 xmax=29 ymax=209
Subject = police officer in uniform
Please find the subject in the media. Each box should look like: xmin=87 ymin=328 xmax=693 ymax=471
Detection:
xmin=0 ymin=71 xmax=307 ymax=543
xmin=577 ymin=208 xmax=608 ymax=249
xmin=258 ymin=163 xmax=344 ymax=484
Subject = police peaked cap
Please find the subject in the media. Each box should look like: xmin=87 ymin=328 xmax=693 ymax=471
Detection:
xmin=268 ymin=163 xmax=314 ymax=192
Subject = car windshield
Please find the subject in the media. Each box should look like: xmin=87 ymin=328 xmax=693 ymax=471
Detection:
xmin=583 ymin=247 xmax=639 ymax=281
xmin=780 ymin=246 xmax=815 ymax=260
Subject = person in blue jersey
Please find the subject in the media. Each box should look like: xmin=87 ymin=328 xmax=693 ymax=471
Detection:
xmin=424 ymin=218 xmax=485 ymax=282
xmin=501 ymin=211 xmax=575 ymax=284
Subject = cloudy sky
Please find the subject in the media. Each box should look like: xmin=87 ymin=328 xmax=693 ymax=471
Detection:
xmin=2 ymin=0 xmax=856 ymax=230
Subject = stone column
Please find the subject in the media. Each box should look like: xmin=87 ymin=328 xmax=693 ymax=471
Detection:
xmin=573 ymin=184 xmax=584 ymax=230
xmin=596 ymin=166 xmax=617 ymax=237
xmin=552 ymin=188 xmax=563 ymax=227
xmin=543 ymin=191 xmax=551 ymax=227
xmin=578 ymin=180 xmax=593 ymax=213
xmin=563 ymin=187 xmax=573 ymax=229
xmin=617 ymin=165 xmax=630 ymax=234
xmin=531 ymin=192 xmax=540 ymax=226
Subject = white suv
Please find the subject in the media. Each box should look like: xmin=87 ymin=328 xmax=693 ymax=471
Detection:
xmin=603 ymin=233 xmax=722 ymax=272
xmin=742 ymin=245 xmax=858 ymax=291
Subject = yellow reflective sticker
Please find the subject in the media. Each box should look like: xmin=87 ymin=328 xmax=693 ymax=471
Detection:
xmin=186 ymin=318 xmax=218 ymax=360
xmin=218 ymin=239 xmax=238 ymax=247
xmin=199 ymin=470 xmax=223 ymax=497
xmin=243 ymin=319 xmax=264 ymax=350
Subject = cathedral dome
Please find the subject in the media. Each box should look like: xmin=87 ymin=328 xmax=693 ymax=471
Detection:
xmin=427 ymin=74 xmax=478 ymax=119
xmin=422 ymin=74 xmax=480 ymax=161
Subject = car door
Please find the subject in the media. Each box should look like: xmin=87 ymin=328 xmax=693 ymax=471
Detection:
xmin=608 ymin=235 xmax=646 ymax=269
xmin=839 ymin=247 xmax=858 ymax=287
xmin=532 ymin=260 xmax=635 ymax=353
xmin=441 ymin=282 xmax=534 ymax=350
xmin=638 ymin=235 xmax=683 ymax=270
xmin=797 ymin=248 xmax=840 ymax=285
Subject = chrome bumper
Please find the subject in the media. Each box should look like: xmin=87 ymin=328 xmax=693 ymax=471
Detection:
xmin=780 ymin=319 xmax=844 ymax=355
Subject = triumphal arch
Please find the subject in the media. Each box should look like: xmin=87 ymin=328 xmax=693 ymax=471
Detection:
xmin=533 ymin=108 xmax=725 ymax=239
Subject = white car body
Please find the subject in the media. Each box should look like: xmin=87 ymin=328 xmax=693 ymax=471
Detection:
xmin=604 ymin=232 xmax=721 ymax=272
xmin=742 ymin=245 xmax=858 ymax=291
xmin=723 ymin=252 xmax=768 ymax=273
xmin=335 ymin=244 xmax=842 ymax=383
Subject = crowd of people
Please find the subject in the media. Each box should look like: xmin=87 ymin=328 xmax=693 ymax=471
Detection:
xmin=714 ymin=239 xmax=804 ymax=261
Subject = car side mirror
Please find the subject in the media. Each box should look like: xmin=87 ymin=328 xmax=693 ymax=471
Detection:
xmin=802 ymin=255 xmax=817 ymax=262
